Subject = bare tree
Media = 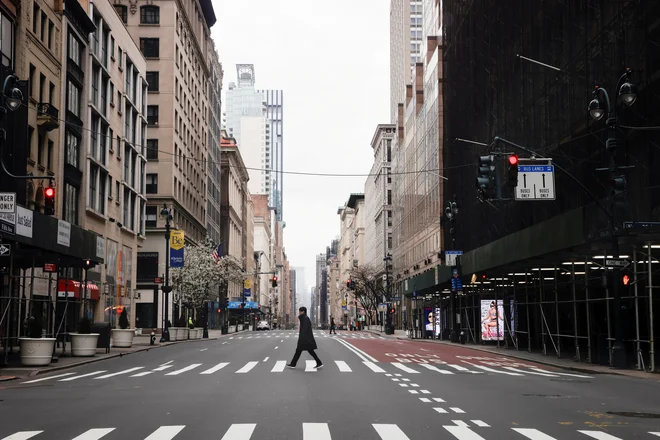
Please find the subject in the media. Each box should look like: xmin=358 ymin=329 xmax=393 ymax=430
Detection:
xmin=350 ymin=265 xmax=386 ymax=326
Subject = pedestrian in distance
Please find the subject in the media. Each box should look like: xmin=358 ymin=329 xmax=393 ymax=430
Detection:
xmin=287 ymin=307 xmax=323 ymax=369
xmin=329 ymin=317 xmax=337 ymax=335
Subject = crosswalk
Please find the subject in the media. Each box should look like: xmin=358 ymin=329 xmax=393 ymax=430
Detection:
xmin=2 ymin=423 xmax=659 ymax=439
xmin=228 ymin=331 xmax=384 ymax=340
xmin=19 ymin=357 xmax=592 ymax=385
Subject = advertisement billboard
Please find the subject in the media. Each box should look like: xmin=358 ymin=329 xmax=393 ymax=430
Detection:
xmin=480 ymin=300 xmax=505 ymax=341
xmin=424 ymin=307 xmax=441 ymax=336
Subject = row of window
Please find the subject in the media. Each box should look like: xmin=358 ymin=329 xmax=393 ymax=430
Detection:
xmin=113 ymin=4 xmax=160 ymax=25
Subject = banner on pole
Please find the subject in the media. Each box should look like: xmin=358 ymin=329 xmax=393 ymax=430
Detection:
xmin=170 ymin=230 xmax=185 ymax=268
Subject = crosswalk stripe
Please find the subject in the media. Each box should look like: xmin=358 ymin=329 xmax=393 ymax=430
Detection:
xmin=71 ymin=428 xmax=115 ymax=440
xmin=131 ymin=372 xmax=153 ymax=377
xmin=302 ymin=423 xmax=331 ymax=440
xmin=144 ymin=426 xmax=186 ymax=440
xmin=335 ymin=361 xmax=351 ymax=372
xmin=453 ymin=421 xmax=470 ymax=428
xmin=512 ymin=428 xmax=557 ymax=439
xmin=165 ymin=364 xmax=202 ymax=376
xmin=95 ymin=367 xmax=144 ymax=379
xmin=363 ymin=361 xmax=386 ymax=373
xmin=418 ymin=364 xmax=454 ymax=374
xmin=391 ymin=363 xmax=419 ymax=373
xmin=372 ymin=424 xmax=411 ymax=440
xmin=236 ymin=361 xmax=258 ymax=373
xmin=444 ymin=425 xmax=487 ymax=439
xmin=272 ymin=361 xmax=286 ymax=372
xmin=433 ymin=397 xmax=445 ymax=402
xmin=220 ymin=424 xmax=256 ymax=440
xmin=472 ymin=420 xmax=490 ymax=427
xmin=503 ymin=366 xmax=557 ymax=377
xmin=22 ymin=373 xmax=75 ymax=383
xmin=60 ymin=371 xmax=106 ymax=381
xmin=578 ymin=431 xmax=622 ymax=439
xmin=152 ymin=365 xmax=172 ymax=372
xmin=200 ymin=362 xmax=229 ymax=375
xmin=446 ymin=364 xmax=473 ymax=372
xmin=467 ymin=363 xmax=523 ymax=376
xmin=1 ymin=431 xmax=43 ymax=440
xmin=434 ymin=408 xmax=448 ymax=414
xmin=531 ymin=367 xmax=593 ymax=378
xmin=305 ymin=360 xmax=317 ymax=372
xmin=650 ymin=433 xmax=660 ymax=437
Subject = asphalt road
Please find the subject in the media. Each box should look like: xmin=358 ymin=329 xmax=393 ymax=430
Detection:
xmin=1 ymin=330 xmax=660 ymax=439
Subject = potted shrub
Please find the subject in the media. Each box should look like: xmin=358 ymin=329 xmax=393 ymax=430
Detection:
xmin=177 ymin=315 xmax=188 ymax=340
xmin=70 ymin=316 xmax=99 ymax=357
xmin=111 ymin=308 xmax=135 ymax=348
xmin=19 ymin=315 xmax=56 ymax=366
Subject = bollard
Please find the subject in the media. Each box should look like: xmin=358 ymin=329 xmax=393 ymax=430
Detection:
xmin=150 ymin=332 xmax=156 ymax=346
xmin=460 ymin=331 xmax=466 ymax=345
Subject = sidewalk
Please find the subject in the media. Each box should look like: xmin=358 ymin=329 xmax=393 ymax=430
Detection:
xmin=0 ymin=328 xmax=243 ymax=382
xmin=363 ymin=329 xmax=659 ymax=381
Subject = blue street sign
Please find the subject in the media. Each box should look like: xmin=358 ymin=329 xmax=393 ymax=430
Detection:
xmin=518 ymin=165 xmax=553 ymax=173
xmin=228 ymin=301 xmax=259 ymax=309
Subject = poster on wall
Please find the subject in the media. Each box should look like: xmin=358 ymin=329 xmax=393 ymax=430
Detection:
xmin=480 ymin=299 xmax=505 ymax=341
xmin=424 ymin=307 xmax=441 ymax=336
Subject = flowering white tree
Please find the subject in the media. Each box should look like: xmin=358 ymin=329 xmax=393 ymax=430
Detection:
xmin=170 ymin=244 xmax=245 ymax=314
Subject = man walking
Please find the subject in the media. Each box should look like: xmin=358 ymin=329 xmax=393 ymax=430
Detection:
xmin=329 ymin=317 xmax=337 ymax=335
xmin=287 ymin=307 xmax=323 ymax=369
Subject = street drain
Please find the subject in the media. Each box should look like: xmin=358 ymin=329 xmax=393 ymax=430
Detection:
xmin=607 ymin=411 xmax=660 ymax=419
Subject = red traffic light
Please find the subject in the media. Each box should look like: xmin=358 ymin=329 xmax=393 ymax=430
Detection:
xmin=45 ymin=187 xmax=55 ymax=198
xmin=623 ymin=275 xmax=631 ymax=285
xmin=273 ymin=276 xmax=278 ymax=282
xmin=508 ymin=155 xmax=519 ymax=165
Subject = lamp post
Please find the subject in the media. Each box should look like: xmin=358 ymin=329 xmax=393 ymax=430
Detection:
xmin=588 ymin=68 xmax=637 ymax=369
xmin=160 ymin=205 xmax=173 ymax=342
xmin=444 ymin=198 xmax=460 ymax=342
xmin=384 ymin=254 xmax=392 ymax=334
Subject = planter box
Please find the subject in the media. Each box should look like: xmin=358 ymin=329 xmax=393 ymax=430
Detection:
xmin=19 ymin=338 xmax=56 ymax=366
xmin=188 ymin=328 xmax=197 ymax=339
xmin=196 ymin=328 xmax=203 ymax=339
xmin=111 ymin=329 xmax=135 ymax=348
xmin=168 ymin=327 xmax=179 ymax=340
xmin=70 ymin=333 xmax=100 ymax=357
xmin=177 ymin=328 xmax=188 ymax=341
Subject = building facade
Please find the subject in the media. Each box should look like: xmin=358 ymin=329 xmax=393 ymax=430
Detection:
xmin=251 ymin=193 xmax=272 ymax=314
xmin=206 ymin=40 xmax=222 ymax=244
xmin=289 ymin=268 xmax=296 ymax=318
xmin=257 ymin=88 xmax=283 ymax=220
xmin=338 ymin=194 xmax=365 ymax=325
xmin=327 ymin=256 xmax=341 ymax=325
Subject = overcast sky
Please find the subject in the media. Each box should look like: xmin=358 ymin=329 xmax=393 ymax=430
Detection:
xmin=211 ymin=0 xmax=390 ymax=293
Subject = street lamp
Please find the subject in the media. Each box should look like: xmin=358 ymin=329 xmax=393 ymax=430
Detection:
xmin=384 ymin=254 xmax=392 ymax=334
xmin=160 ymin=205 xmax=173 ymax=342
xmin=588 ymin=67 xmax=637 ymax=369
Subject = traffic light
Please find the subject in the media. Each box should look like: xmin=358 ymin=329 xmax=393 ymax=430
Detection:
xmin=224 ymin=298 xmax=229 ymax=308
xmin=621 ymin=270 xmax=633 ymax=289
xmin=476 ymin=155 xmax=496 ymax=198
xmin=611 ymin=175 xmax=627 ymax=212
xmin=44 ymin=186 xmax=55 ymax=215
xmin=507 ymin=155 xmax=519 ymax=187
xmin=346 ymin=279 xmax=351 ymax=289
xmin=272 ymin=276 xmax=278 ymax=288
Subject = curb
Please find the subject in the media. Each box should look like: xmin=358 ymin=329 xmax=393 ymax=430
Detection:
xmin=0 ymin=375 xmax=18 ymax=382
xmin=363 ymin=330 xmax=636 ymax=378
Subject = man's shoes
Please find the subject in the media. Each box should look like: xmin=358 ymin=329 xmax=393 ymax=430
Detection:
xmin=286 ymin=363 xmax=296 ymax=369
xmin=315 ymin=363 xmax=323 ymax=369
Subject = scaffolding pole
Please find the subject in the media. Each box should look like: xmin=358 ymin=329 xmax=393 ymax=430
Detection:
xmin=571 ymin=262 xmax=580 ymax=362
xmin=648 ymin=243 xmax=655 ymax=373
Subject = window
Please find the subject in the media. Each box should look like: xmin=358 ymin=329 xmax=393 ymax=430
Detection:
xmin=145 ymin=205 xmax=157 ymax=227
xmin=64 ymin=183 xmax=79 ymax=225
xmin=146 ymin=139 xmax=158 ymax=160
xmin=139 ymin=38 xmax=159 ymax=58
xmin=32 ymin=3 xmax=39 ymax=34
xmin=147 ymin=105 xmax=158 ymax=125
xmin=0 ymin=13 xmax=14 ymax=67
xmin=140 ymin=6 xmax=160 ymax=24
xmin=89 ymin=166 xmax=98 ymax=210
xmin=68 ymin=32 xmax=81 ymax=66
xmin=145 ymin=71 xmax=159 ymax=91
xmin=114 ymin=4 xmax=127 ymax=23
xmin=145 ymin=174 xmax=157 ymax=194
xmin=65 ymin=131 xmax=79 ymax=167
xmin=67 ymin=80 xmax=81 ymax=117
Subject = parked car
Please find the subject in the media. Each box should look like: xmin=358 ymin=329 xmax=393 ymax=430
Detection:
xmin=256 ymin=320 xmax=270 ymax=331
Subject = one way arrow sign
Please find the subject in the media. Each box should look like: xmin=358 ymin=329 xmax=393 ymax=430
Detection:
xmin=0 ymin=243 xmax=11 ymax=256
xmin=605 ymin=258 xmax=630 ymax=268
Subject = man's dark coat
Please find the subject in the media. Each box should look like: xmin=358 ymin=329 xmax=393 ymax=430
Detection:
xmin=296 ymin=313 xmax=317 ymax=350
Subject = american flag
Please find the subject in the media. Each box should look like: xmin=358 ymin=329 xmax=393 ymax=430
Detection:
xmin=212 ymin=243 xmax=222 ymax=264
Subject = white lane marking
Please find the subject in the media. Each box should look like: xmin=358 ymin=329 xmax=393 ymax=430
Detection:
xmin=502 ymin=366 xmax=558 ymax=377
xmin=236 ymin=361 xmax=258 ymax=374
xmin=60 ymin=370 xmax=106 ymax=381
xmin=165 ymin=364 xmax=202 ymax=376
xmin=247 ymin=336 xmax=253 ymax=339
xmin=399 ymin=383 xmax=409 ymax=387
xmin=433 ymin=397 xmax=446 ymax=402
xmin=408 ymin=390 xmax=419 ymax=394
xmin=420 ymin=398 xmax=431 ymax=403
xmin=392 ymin=378 xmax=400 ymax=382
xmin=95 ymin=367 xmax=144 ymax=379
xmin=302 ymin=423 xmax=331 ymax=440
xmin=272 ymin=361 xmax=286 ymax=372
xmin=153 ymin=365 xmax=173 ymax=371
xmin=372 ymin=424 xmax=412 ymax=440
xmin=144 ymin=425 xmax=186 ymax=440
xmin=335 ymin=361 xmax=352 ymax=372
xmin=401 ymin=378 xmax=410 ymax=382
xmin=472 ymin=421 xmax=490 ymax=427
xmin=446 ymin=364 xmax=475 ymax=372
xmin=465 ymin=362 xmax=523 ymax=376
xmin=649 ymin=433 xmax=660 ymax=437
xmin=22 ymin=373 xmax=75 ymax=383
xmin=421 ymin=390 xmax=431 ymax=394
xmin=419 ymin=363 xmax=454 ymax=375
xmin=200 ymin=348 xmax=208 ymax=352
xmin=531 ymin=367 xmax=593 ymax=378
xmin=385 ymin=374 xmax=392 ymax=377
xmin=391 ymin=363 xmax=419 ymax=374
xmin=263 ymin=357 xmax=269 ymax=362
xmin=131 ymin=372 xmax=153 ymax=377
xmin=1 ymin=431 xmax=44 ymax=439
xmin=160 ymin=360 xmax=173 ymax=366
xmin=444 ymin=425 xmax=487 ymax=439
xmin=410 ymin=384 xmax=420 ymax=388
xmin=578 ymin=432 xmax=623 ymax=439
xmin=394 ymin=374 xmax=402 ymax=377
xmin=237 ymin=337 xmax=243 ymax=339
xmin=335 ymin=338 xmax=379 ymax=362
xmin=305 ymin=360 xmax=317 ymax=372
xmin=200 ymin=362 xmax=229 ymax=375
xmin=71 ymin=428 xmax=115 ymax=439
xmin=229 ymin=337 xmax=234 ymax=339
xmin=274 ymin=346 xmax=279 ymax=349
xmin=420 ymin=348 xmax=429 ymax=352
xmin=219 ymin=424 xmax=256 ymax=440
xmin=450 ymin=407 xmax=465 ymax=413
xmin=280 ymin=340 xmax=284 ymax=342
xmin=453 ymin=421 xmax=470 ymax=427
xmin=222 ymin=342 xmax=230 ymax=345
xmin=512 ymin=428 xmax=557 ymax=439
xmin=363 ymin=361 xmax=386 ymax=373
xmin=434 ymin=408 xmax=448 ymax=414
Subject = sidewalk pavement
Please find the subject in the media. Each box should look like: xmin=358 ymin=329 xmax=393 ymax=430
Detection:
xmin=363 ymin=329 xmax=659 ymax=381
xmin=0 ymin=329 xmax=244 ymax=382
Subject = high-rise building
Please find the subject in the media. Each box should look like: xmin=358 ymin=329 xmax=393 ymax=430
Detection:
xmin=207 ymin=42 xmax=223 ymax=244
xmin=289 ymin=269 xmax=296 ymax=318
xmin=257 ymin=89 xmax=284 ymax=220
xmin=315 ymin=253 xmax=327 ymax=326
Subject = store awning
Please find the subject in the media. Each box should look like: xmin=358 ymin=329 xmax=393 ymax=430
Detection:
xmin=57 ymin=279 xmax=100 ymax=301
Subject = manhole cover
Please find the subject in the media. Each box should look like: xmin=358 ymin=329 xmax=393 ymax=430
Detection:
xmin=607 ymin=411 xmax=660 ymax=419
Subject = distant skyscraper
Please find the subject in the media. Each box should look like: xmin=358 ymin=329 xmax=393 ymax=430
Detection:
xmin=257 ymin=89 xmax=284 ymax=220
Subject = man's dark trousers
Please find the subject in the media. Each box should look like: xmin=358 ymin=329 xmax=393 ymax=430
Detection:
xmin=290 ymin=348 xmax=321 ymax=366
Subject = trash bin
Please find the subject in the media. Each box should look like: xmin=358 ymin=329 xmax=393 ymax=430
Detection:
xmin=221 ymin=323 xmax=228 ymax=335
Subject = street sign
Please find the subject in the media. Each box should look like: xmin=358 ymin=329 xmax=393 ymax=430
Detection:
xmin=44 ymin=263 xmax=57 ymax=272
xmin=515 ymin=160 xmax=556 ymax=201
xmin=445 ymin=250 xmax=463 ymax=266
xmin=0 ymin=193 xmax=16 ymax=214
xmin=154 ymin=277 xmax=163 ymax=283
xmin=0 ymin=243 xmax=10 ymax=257
xmin=623 ymin=221 xmax=660 ymax=229
xmin=605 ymin=258 xmax=630 ymax=268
